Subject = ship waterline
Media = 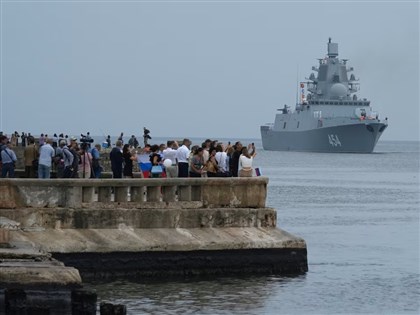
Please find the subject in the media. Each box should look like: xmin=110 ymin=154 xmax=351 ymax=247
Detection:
xmin=261 ymin=121 xmax=387 ymax=153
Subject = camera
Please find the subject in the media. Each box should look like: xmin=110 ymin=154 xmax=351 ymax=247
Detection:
xmin=80 ymin=134 xmax=93 ymax=143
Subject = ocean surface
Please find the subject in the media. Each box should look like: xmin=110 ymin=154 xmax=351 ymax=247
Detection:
xmin=85 ymin=140 xmax=419 ymax=315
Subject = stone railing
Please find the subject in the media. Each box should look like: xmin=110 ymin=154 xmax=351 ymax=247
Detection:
xmin=0 ymin=177 xmax=268 ymax=209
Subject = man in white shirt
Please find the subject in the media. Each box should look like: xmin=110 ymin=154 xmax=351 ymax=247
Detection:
xmin=38 ymin=138 xmax=55 ymax=178
xmin=163 ymin=140 xmax=179 ymax=178
xmin=176 ymin=138 xmax=191 ymax=177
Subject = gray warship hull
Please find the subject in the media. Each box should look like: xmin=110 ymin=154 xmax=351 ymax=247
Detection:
xmin=261 ymin=121 xmax=387 ymax=153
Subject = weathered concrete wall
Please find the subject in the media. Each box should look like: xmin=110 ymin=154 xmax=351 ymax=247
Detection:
xmin=11 ymin=227 xmax=306 ymax=253
xmin=0 ymin=182 xmax=21 ymax=209
xmin=0 ymin=208 xmax=276 ymax=229
xmin=0 ymin=177 xmax=268 ymax=209
xmin=11 ymin=227 xmax=307 ymax=279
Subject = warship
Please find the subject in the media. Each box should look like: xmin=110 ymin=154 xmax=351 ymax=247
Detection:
xmin=260 ymin=38 xmax=388 ymax=153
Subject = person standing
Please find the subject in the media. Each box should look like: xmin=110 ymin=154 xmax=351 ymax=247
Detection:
xmin=110 ymin=140 xmax=124 ymax=178
xmin=215 ymin=144 xmax=229 ymax=176
xmin=61 ymin=140 xmax=74 ymax=178
xmin=202 ymin=139 xmax=212 ymax=164
xmin=24 ymin=136 xmax=38 ymax=178
xmin=1 ymin=142 xmax=17 ymax=178
xmin=68 ymin=137 xmax=80 ymax=178
xmin=52 ymin=133 xmax=58 ymax=148
xmin=206 ymin=147 xmax=219 ymax=177
xmin=231 ymin=141 xmax=243 ymax=177
xmin=189 ymin=147 xmax=206 ymax=177
xmin=117 ymin=132 xmax=124 ymax=144
xmin=79 ymin=143 xmax=93 ymax=179
xmin=21 ymin=132 xmax=27 ymax=147
xmin=91 ymin=144 xmax=102 ymax=178
xmin=162 ymin=140 xmax=179 ymax=178
xmin=122 ymin=144 xmax=135 ymax=178
xmin=149 ymin=144 xmax=162 ymax=178
xmin=10 ymin=133 xmax=17 ymax=148
xmin=53 ymin=141 xmax=65 ymax=178
xmin=38 ymin=138 xmax=55 ymax=178
xmin=128 ymin=135 xmax=139 ymax=148
xmin=177 ymin=138 xmax=191 ymax=177
xmin=0 ymin=135 xmax=9 ymax=174
xmin=238 ymin=144 xmax=257 ymax=177
xmin=39 ymin=134 xmax=45 ymax=146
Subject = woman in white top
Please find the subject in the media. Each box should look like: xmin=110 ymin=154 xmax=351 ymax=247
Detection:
xmin=238 ymin=144 xmax=256 ymax=177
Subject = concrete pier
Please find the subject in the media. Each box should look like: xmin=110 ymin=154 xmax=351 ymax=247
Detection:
xmin=0 ymin=177 xmax=307 ymax=312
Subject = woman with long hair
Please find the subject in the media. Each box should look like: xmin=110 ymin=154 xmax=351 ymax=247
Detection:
xmin=206 ymin=147 xmax=218 ymax=177
xmin=189 ymin=147 xmax=206 ymax=177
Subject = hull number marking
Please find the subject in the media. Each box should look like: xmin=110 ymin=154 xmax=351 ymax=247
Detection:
xmin=328 ymin=134 xmax=342 ymax=147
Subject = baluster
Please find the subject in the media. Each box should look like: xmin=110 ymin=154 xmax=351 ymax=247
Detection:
xmin=64 ymin=186 xmax=82 ymax=208
xmin=130 ymin=186 xmax=145 ymax=203
xmin=82 ymin=187 xmax=94 ymax=203
xmin=115 ymin=187 xmax=128 ymax=202
xmin=191 ymin=185 xmax=202 ymax=201
xmin=178 ymin=185 xmax=191 ymax=201
xmin=98 ymin=187 xmax=112 ymax=202
xmin=162 ymin=185 xmax=176 ymax=202
xmin=147 ymin=186 xmax=160 ymax=202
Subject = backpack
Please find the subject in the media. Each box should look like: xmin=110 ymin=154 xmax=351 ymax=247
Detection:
xmin=53 ymin=147 xmax=63 ymax=165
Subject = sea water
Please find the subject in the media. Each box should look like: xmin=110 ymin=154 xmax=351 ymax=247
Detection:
xmin=85 ymin=140 xmax=419 ymax=314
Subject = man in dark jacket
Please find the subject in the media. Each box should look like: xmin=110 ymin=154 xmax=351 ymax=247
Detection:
xmin=110 ymin=140 xmax=124 ymax=178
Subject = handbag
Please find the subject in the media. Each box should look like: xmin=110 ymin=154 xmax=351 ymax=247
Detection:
xmin=150 ymin=165 xmax=163 ymax=174
xmin=151 ymin=165 xmax=163 ymax=174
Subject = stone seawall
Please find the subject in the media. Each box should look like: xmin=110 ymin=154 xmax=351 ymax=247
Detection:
xmin=0 ymin=177 xmax=307 ymax=313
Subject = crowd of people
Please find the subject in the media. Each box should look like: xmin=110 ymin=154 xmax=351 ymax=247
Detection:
xmin=109 ymin=138 xmax=257 ymax=179
xmin=0 ymin=132 xmax=103 ymax=179
xmin=0 ymin=131 xmax=258 ymax=179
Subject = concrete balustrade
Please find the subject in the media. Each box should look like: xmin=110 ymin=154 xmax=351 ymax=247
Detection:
xmin=0 ymin=177 xmax=267 ymax=209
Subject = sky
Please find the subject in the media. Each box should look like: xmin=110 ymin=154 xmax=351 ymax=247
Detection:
xmin=1 ymin=0 xmax=419 ymax=141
